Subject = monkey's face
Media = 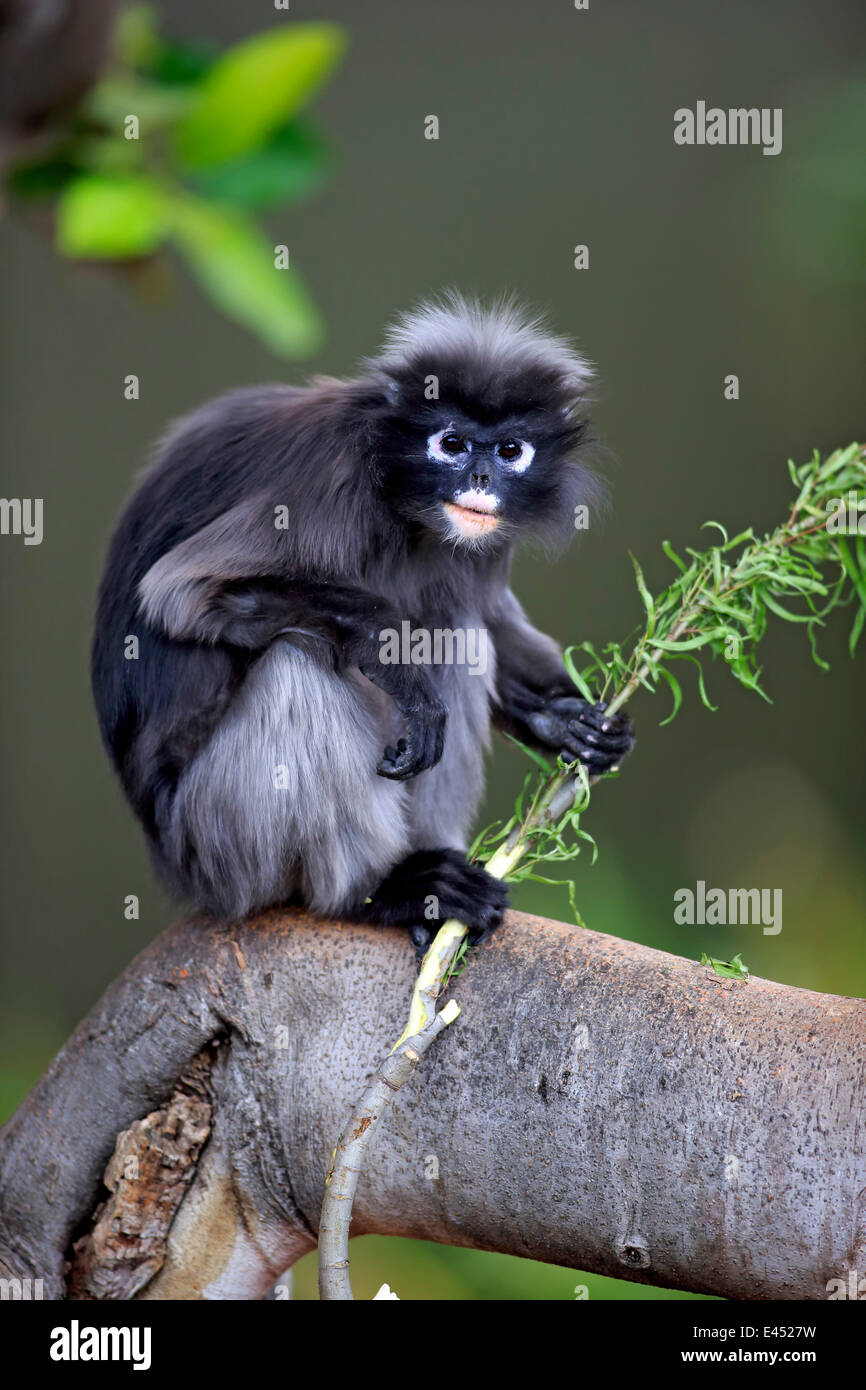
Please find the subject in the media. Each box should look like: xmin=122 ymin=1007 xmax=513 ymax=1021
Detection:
xmin=426 ymin=417 xmax=541 ymax=545
xmin=377 ymin=401 xmax=591 ymax=552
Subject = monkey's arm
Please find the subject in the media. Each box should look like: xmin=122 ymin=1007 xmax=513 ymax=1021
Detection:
xmin=137 ymin=499 xmax=446 ymax=781
xmin=488 ymin=589 xmax=633 ymax=774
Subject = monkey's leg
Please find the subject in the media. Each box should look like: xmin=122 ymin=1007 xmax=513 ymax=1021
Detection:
xmin=140 ymin=566 xmax=447 ymax=783
xmin=160 ymin=643 xmax=413 ymax=921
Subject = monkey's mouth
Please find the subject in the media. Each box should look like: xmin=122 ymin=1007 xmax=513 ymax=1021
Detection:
xmin=443 ymin=501 xmax=501 ymax=537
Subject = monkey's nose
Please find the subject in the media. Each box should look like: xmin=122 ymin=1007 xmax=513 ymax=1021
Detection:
xmin=471 ymin=471 xmax=490 ymax=488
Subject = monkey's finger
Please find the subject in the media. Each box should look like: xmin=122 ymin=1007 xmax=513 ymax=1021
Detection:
xmin=410 ymin=721 xmax=446 ymax=776
xmin=465 ymin=898 xmax=508 ymax=944
xmin=377 ymin=744 xmax=416 ymax=779
xmin=425 ymin=865 xmax=508 ymax=928
xmin=525 ymin=708 xmax=574 ymax=747
xmin=557 ymin=722 xmax=630 ymax=759
xmin=577 ymin=703 xmax=633 ymax=737
xmin=547 ymin=694 xmax=592 ymax=720
xmin=559 ymin=738 xmax=624 ymax=772
xmin=567 ymin=719 xmax=633 ymax=754
xmin=377 ymin=729 xmax=438 ymax=780
xmin=377 ymin=753 xmax=414 ymax=780
xmin=415 ymin=865 xmax=508 ymax=912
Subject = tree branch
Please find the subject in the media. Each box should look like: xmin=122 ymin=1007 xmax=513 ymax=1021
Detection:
xmin=1 ymin=909 xmax=863 ymax=1300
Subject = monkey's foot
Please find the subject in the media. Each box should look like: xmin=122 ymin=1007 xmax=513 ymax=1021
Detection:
xmin=364 ymin=848 xmax=508 ymax=954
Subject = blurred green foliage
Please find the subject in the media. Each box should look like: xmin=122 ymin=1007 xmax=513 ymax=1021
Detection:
xmin=5 ymin=4 xmax=347 ymax=356
xmin=767 ymin=81 xmax=866 ymax=288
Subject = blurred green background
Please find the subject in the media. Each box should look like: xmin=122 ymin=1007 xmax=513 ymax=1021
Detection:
xmin=1 ymin=0 xmax=864 ymax=1300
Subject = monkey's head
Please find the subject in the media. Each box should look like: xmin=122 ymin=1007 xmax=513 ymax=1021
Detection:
xmin=363 ymin=293 xmax=600 ymax=552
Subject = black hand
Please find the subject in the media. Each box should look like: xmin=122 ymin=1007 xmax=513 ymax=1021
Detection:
xmin=365 ymin=678 xmax=447 ymax=781
xmin=524 ymin=693 xmax=634 ymax=775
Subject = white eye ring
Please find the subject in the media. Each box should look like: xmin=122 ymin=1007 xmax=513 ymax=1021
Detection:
xmin=499 ymin=440 xmax=535 ymax=473
xmin=427 ymin=427 xmax=471 ymax=464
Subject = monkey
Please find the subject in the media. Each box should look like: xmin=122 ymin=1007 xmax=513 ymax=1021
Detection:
xmin=91 ymin=293 xmax=634 ymax=954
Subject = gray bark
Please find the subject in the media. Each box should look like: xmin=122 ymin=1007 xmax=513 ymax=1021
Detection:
xmin=0 ymin=908 xmax=863 ymax=1300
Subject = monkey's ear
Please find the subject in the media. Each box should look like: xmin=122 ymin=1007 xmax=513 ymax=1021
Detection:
xmin=384 ymin=379 xmax=401 ymax=406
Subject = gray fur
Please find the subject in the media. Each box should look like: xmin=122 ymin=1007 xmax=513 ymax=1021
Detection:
xmin=139 ymin=494 xmax=287 ymax=641
xmin=165 ymin=644 xmax=410 ymax=918
xmin=372 ymin=290 xmax=594 ymax=400
xmin=167 ymin=623 xmax=496 ymax=920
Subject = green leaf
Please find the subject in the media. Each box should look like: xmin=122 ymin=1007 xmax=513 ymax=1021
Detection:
xmin=166 ymin=194 xmax=324 ymax=357
xmin=849 ymin=603 xmax=866 ymax=657
xmin=83 ymin=76 xmax=194 ymax=130
xmin=562 ymin=646 xmax=595 ymax=701
xmin=808 ymin=620 xmax=831 ymax=671
xmin=700 ymin=952 xmax=750 ymax=980
xmin=192 ymin=121 xmax=329 ymax=210
xmin=630 ymin=552 xmax=656 ymax=636
xmin=175 ymin=25 xmax=347 ymax=170
xmin=650 ymin=629 xmax=728 ymax=652
xmin=761 ymin=592 xmax=815 ymax=624
xmin=701 ymin=520 xmax=729 ymax=545
xmin=837 ymin=537 xmax=866 ymax=609
xmin=7 ymin=155 xmax=81 ymax=200
xmin=504 ymin=735 xmax=554 ymax=776
xmin=115 ymin=3 xmax=162 ymax=69
xmin=656 ymin=665 xmax=682 ymax=726
xmin=147 ymin=40 xmax=216 ymax=87
xmin=56 ymin=174 xmax=169 ymax=258
xmin=676 ymin=654 xmax=718 ymax=711
xmin=661 ymin=538 xmax=688 ymax=574
xmin=573 ymin=827 xmax=599 ymax=864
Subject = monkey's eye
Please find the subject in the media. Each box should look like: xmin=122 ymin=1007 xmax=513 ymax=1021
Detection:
xmin=440 ymin=433 xmax=466 ymax=455
xmin=498 ymin=440 xmax=522 ymax=462
xmin=426 ymin=427 xmax=472 ymax=464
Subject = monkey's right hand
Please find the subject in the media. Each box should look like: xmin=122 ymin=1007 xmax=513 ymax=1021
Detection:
xmin=375 ymin=683 xmax=447 ymax=780
xmin=261 ymin=587 xmax=448 ymax=780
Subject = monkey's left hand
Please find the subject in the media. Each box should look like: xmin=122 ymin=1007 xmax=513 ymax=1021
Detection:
xmin=522 ymin=692 xmax=634 ymax=775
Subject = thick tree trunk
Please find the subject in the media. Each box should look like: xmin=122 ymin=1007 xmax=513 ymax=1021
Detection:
xmin=1 ymin=908 xmax=863 ymax=1300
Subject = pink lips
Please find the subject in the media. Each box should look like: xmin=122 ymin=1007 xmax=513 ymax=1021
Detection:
xmin=443 ymin=502 xmax=501 ymax=534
